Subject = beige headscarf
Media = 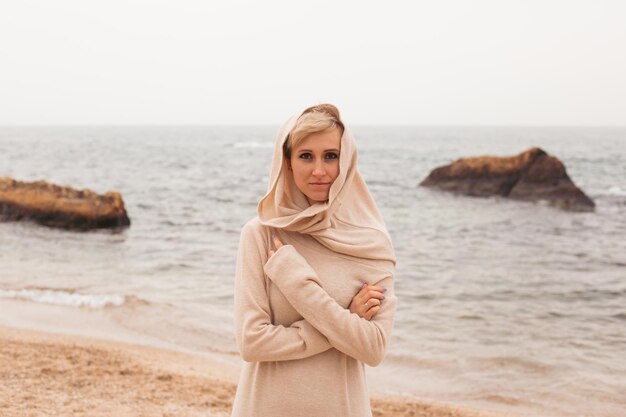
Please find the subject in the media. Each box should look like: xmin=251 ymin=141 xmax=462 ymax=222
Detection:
xmin=257 ymin=114 xmax=396 ymax=266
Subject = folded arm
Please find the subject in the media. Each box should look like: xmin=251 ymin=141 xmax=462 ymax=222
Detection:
xmin=234 ymin=222 xmax=332 ymax=362
xmin=264 ymin=245 xmax=397 ymax=366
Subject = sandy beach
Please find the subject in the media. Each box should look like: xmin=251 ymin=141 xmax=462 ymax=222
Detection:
xmin=0 ymin=300 xmax=506 ymax=417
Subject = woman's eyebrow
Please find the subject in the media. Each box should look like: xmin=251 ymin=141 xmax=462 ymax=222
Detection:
xmin=297 ymin=148 xmax=340 ymax=153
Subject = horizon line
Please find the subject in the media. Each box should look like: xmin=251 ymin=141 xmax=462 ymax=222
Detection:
xmin=1 ymin=123 xmax=625 ymax=128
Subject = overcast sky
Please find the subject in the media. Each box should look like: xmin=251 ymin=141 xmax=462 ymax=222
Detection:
xmin=1 ymin=0 xmax=625 ymax=125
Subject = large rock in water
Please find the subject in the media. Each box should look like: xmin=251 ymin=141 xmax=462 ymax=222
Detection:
xmin=0 ymin=177 xmax=131 ymax=230
xmin=419 ymin=147 xmax=595 ymax=211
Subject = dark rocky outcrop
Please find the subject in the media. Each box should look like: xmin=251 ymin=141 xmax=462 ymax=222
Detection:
xmin=419 ymin=147 xmax=595 ymax=211
xmin=0 ymin=177 xmax=131 ymax=230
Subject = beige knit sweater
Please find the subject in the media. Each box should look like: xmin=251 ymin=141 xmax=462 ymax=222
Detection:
xmin=230 ymin=218 xmax=397 ymax=416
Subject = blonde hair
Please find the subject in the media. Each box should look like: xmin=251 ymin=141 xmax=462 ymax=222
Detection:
xmin=283 ymin=104 xmax=345 ymax=159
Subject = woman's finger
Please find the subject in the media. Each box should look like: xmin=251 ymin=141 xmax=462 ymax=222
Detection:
xmin=365 ymin=298 xmax=382 ymax=308
xmin=356 ymin=285 xmax=385 ymax=303
xmin=353 ymin=284 xmax=382 ymax=302
xmin=271 ymin=233 xmax=284 ymax=250
xmin=268 ymin=249 xmax=275 ymax=258
xmin=364 ymin=306 xmax=381 ymax=320
xmin=358 ymin=284 xmax=384 ymax=295
xmin=366 ymin=290 xmax=386 ymax=301
xmin=349 ymin=283 xmax=369 ymax=316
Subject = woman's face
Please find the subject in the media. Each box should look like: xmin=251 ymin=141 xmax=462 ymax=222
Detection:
xmin=287 ymin=128 xmax=342 ymax=204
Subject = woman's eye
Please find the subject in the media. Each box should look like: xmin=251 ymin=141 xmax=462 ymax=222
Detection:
xmin=299 ymin=152 xmax=312 ymax=159
xmin=325 ymin=152 xmax=339 ymax=159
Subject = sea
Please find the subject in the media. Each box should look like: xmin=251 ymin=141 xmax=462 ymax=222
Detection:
xmin=1 ymin=125 xmax=625 ymax=417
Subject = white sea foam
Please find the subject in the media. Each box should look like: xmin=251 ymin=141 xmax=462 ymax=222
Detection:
xmin=607 ymin=185 xmax=626 ymax=196
xmin=0 ymin=288 xmax=125 ymax=309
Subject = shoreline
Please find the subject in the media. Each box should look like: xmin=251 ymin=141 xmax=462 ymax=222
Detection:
xmin=0 ymin=299 xmax=509 ymax=417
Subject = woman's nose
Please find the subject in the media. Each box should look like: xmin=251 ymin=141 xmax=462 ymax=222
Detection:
xmin=312 ymin=161 xmax=325 ymax=176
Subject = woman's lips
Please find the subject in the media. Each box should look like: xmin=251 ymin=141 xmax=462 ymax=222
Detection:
xmin=309 ymin=182 xmax=330 ymax=188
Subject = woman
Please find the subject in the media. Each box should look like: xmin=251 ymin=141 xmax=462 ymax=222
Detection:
xmin=231 ymin=104 xmax=397 ymax=417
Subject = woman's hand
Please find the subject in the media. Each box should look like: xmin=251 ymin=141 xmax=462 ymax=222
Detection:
xmin=268 ymin=234 xmax=284 ymax=258
xmin=349 ymin=283 xmax=386 ymax=320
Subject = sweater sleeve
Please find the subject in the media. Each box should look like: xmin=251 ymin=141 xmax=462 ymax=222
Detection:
xmin=263 ymin=245 xmax=397 ymax=367
xmin=233 ymin=222 xmax=332 ymax=362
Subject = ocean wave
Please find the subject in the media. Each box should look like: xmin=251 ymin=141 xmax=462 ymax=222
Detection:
xmin=606 ymin=186 xmax=626 ymax=196
xmin=0 ymin=288 xmax=146 ymax=309
xmin=611 ymin=312 xmax=626 ymax=321
xmin=458 ymin=314 xmax=486 ymax=321
xmin=470 ymin=355 xmax=551 ymax=375
xmin=384 ymin=352 xmax=452 ymax=370
xmin=153 ymin=262 xmax=194 ymax=272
